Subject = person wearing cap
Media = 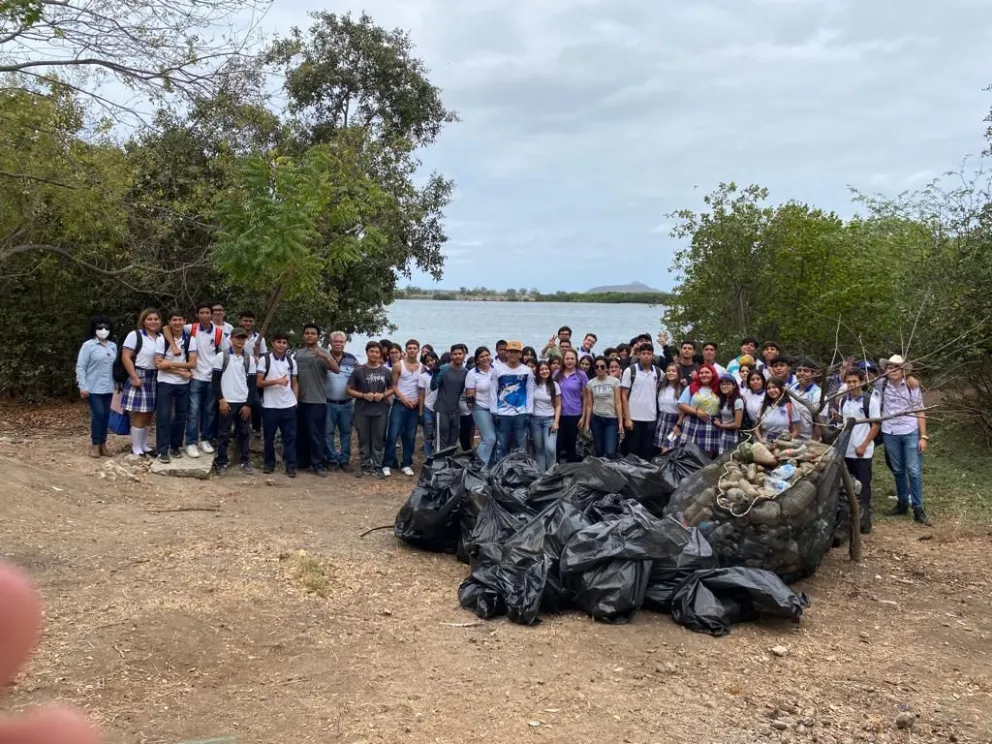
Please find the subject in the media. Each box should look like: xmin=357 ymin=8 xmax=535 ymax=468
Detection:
xmin=727 ymin=336 xmax=761 ymax=377
xmin=793 ymin=358 xmax=827 ymax=441
xmin=212 ymin=327 xmax=258 ymax=475
xmin=493 ymin=341 xmax=536 ymax=459
xmin=878 ymin=354 xmax=931 ymax=525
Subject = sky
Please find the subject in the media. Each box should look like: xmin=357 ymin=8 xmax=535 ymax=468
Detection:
xmin=261 ymin=0 xmax=990 ymax=292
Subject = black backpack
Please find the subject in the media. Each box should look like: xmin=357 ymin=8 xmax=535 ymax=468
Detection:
xmin=260 ymin=352 xmax=295 ymax=379
xmin=627 ymin=364 xmax=664 ymax=394
xmin=863 ymin=380 xmax=887 ymax=447
xmin=113 ymin=332 xmax=143 ymax=384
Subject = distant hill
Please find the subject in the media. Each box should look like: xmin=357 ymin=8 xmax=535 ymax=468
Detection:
xmin=586 ymin=281 xmax=662 ymax=294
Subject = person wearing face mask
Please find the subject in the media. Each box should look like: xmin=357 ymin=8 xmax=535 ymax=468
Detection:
xmin=76 ymin=316 xmax=118 ymax=458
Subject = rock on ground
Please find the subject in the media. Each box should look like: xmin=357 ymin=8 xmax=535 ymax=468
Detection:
xmin=150 ymin=455 xmax=213 ymax=479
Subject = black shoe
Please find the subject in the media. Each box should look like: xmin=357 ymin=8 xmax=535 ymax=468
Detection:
xmin=913 ymin=508 xmax=932 ymax=526
xmin=263 ymin=466 xmax=274 ymax=474
xmin=241 ymin=463 xmax=254 ymax=475
xmin=355 ymin=468 xmax=366 ymax=479
xmin=860 ymin=522 xmax=873 ymax=535
xmin=314 ymin=468 xmax=328 ymax=478
xmin=887 ymin=503 xmax=909 ymax=517
xmin=340 ymin=462 xmax=353 ymax=473
xmin=374 ymin=469 xmax=386 ymax=480
xmin=171 ymin=448 xmax=183 ymax=459
xmin=287 ymin=468 xmax=297 ymax=478
xmin=158 ymin=452 xmax=171 ymax=464
xmin=216 ymin=464 xmax=228 ymax=476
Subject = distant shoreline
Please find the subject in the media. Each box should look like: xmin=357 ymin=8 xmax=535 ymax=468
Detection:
xmin=395 ymin=291 xmax=674 ymax=305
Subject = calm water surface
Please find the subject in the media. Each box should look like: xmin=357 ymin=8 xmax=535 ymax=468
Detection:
xmin=348 ymin=300 xmax=665 ymax=360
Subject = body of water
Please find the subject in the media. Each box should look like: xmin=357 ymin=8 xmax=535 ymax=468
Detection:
xmin=348 ymin=299 xmax=665 ymax=360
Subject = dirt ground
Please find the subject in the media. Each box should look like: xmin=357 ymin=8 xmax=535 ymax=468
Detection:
xmin=1 ymin=403 xmax=991 ymax=744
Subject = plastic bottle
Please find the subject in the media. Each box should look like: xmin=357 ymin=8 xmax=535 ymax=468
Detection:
xmin=769 ymin=463 xmax=796 ymax=482
xmin=766 ymin=478 xmax=790 ymax=494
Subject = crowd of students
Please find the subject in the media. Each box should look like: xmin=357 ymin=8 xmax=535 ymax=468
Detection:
xmin=76 ymin=313 xmax=931 ymax=529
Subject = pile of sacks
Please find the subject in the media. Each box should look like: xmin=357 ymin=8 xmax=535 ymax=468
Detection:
xmin=393 ymin=446 xmax=812 ymax=635
xmin=665 ymin=429 xmax=853 ymax=583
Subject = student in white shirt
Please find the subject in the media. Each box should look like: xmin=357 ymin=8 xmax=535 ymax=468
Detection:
xmin=154 ymin=309 xmax=198 ymax=463
xmin=742 ymin=370 xmax=766 ymax=430
xmin=238 ymin=311 xmax=267 ymax=433
xmin=652 ymin=363 xmax=684 ymax=453
xmin=257 ymin=331 xmax=300 ymax=477
xmin=529 ymin=360 xmax=561 ymax=472
xmin=839 ymin=369 xmax=881 ymax=534
xmin=465 ymin=345 xmax=499 ymax=469
xmin=120 ymin=308 xmax=162 ymax=456
xmin=211 ymin=302 xmax=235 ymax=337
xmin=621 ymin=343 xmax=661 ymax=460
xmin=386 ymin=339 xmax=424 ymax=476
xmin=419 ymin=350 xmax=440 ymax=459
xmin=163 ymin=302 xmax=228 ymax=458
xmin=212 ymin=327 xmax=258 ymax=475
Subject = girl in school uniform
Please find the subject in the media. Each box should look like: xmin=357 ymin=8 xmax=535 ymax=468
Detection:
xmin=653 ymin=363 xmax=684 ymax=453
xmin=742 ymin=370 xmax=766 ymax=433
xmin=677 ymin=363 xmax=721 ymax=458
xmin=756 ymin=378 xmax=800 ymax=442
xmin=120 ymin=308 xmax=162 ymax=456
xmin=714 ymin=373 xmax=745 ymax=455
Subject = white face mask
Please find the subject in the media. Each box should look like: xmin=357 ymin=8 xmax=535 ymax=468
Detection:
xmin=95 ymin=328 xmax=110 ymax=340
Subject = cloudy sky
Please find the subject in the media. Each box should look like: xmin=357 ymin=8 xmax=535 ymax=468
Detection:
xmin=264 ymin=0 xmax=990 ymax=292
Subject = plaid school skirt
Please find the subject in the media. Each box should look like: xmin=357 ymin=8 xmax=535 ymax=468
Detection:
xmin=680 ymin=415 xmax=720 ymax=454
xmin=718 ymin=426 xmax=740 ymax=455
xmin=121 ymin=367 xmax=157 ymax=413
xmin=653 ymin=412 xmax=681 ymax=448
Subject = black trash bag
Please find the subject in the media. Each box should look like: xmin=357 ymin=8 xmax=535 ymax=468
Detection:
xmin=458 ymin=541 xmax=507 ymax=619
xmin=560 ymin=495 xmax=675 ymax=623
xmin=455 ymin=469 xmax=497 ymax=563
xmin=496 ymin=500 xmax=591 ymax=625
xmin=651 ymin=443 xmax=711 ymax=497
xmin=605 ymin=455 xmax=671 ymax=516
xmin=643 ymin=518 xmax=718 ymax=613
xmin=489 ymin=451 xmax=542 ymax=490
xmin=575 ymin=429 xmax=595 ymax=460
xmin=670 ymin=567 xmax=810 ymax=637
xmin=395 ymin=449 xmax=472 ymax=553
xmin=459 ymin=490 xmax=534 ymax=562
xmin=527 ymin=459 xmax=627 ymax=511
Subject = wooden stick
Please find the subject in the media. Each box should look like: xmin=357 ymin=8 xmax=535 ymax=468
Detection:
xmin=146 ymin=505 xmax=221 ymax=513
xmin=838 ymin=420 xmax=862 ymax=563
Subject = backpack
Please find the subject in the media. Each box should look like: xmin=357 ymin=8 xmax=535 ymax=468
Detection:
xmin=863 ymin=380 xmax=887 ymax=447
xmin=627 ymin=364 xmax=664 ymax=394
xmin=112 ymin=332 xmax=143 ymax=384
xmin=260 ymin=352 xmax=295 ymax=379
xmin=191 ymin=323 xmax=223 ymax=351
xmin=220 ymin=347 xmax=251 ymax=375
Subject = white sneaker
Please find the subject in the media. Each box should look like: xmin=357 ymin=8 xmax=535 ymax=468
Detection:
xmin=382 ymin=467 xmax=391 ymax=477
xmin=186 ymin=444 xmax=201 ymax=458
xmin=200 ymin=441 xmax=214 ymax=454
xmin=401 ymin=466 xmax=415 ymax=477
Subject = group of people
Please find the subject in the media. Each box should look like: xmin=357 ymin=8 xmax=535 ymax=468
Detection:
xmin=76 ymin=315 xmax=931 ymax=528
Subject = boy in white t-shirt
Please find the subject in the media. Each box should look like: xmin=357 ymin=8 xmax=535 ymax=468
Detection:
xmin=212 ymin=327 xmax=258 ymax=475
xmin=620 ymin=343 xmax=660 ymax=460
xmin=256 ymin=331 xmax=299 ymax=476
xmin=154 ymin=309 xmax=198 ymax=463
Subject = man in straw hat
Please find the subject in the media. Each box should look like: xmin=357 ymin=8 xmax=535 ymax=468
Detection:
xmin=878 ymin=354 xmax=931 ymax=525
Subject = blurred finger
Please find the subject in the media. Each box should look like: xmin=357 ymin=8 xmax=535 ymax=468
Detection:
xmin=0 ymin=564 xmax=40 ymax=687
xmin=0 ymin=706 xmax=100 ymax=744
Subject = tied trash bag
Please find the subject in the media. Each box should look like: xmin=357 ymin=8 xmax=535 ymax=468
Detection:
xmin=395 ymin=449 xmax=472 ymax=553
xmin=605 ymin=455 xmax=674 ymax=517
xmin=560 ymin=495 xmax=677 ymax=623
xmin=528 ymin=459 xmax=629 ymax=512
xmin=458 ymin=541 xmax=506 ymax=619
xmin=670 ymin=567 xmax=810 ymax=637
xmin=643 ymin=518 xmax=718 ymax=612
xmin=459 ymin=490 xmax=534 ymax=562
xmin=496 ymin=500 xmax=591 ymax=625
xmin=651 ymin=443 xmax=711 ymax=498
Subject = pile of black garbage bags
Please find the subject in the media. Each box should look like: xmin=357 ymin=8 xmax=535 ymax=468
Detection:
xmin=394 ymin=445 xmax=810 ymax=636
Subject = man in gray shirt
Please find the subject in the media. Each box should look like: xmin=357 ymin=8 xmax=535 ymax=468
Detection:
xmin=295 ymin=323 xmax=339 ymax=477
xmin=430 ymin=343 xmax=469 ymax=452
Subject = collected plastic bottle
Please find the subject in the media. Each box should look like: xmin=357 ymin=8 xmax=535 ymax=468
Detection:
xmin=766 ymin=478 xmax=790 ymax=494
xmin=769 ymin=463 xmax=796 ymax=482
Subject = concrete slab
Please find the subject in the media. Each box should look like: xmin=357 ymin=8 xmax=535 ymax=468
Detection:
xmin=149 ymin=455 xmax=213 ymax=479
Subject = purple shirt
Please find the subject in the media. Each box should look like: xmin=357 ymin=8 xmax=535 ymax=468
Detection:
xmin=557 ymin=369 xmax=588 ymax=416
xmin=879 ymin=379 xmax=924 ymax=436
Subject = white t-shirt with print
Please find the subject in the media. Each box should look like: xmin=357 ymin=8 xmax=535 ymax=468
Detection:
xmin=123 ymin=330 xmax=158 ymax=371
xmin=621 ymin=365 xmax=659 ymax=422
xmin=155 ymin=334 xmax=198 ymax=386
xmin=258 ymin=353 xmax=298 ymax=409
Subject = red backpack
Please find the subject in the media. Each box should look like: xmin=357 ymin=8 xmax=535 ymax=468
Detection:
xmin=191 ymin=323 xmax=223 ymax=350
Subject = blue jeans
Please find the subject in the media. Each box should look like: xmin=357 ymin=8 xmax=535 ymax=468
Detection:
xmin=325 ymin=400 xmax=354 ymax=465
xmin=385 ymin=403 xmax=420 ymax=468
xmin=262 ymin=406 xmax=298 ymax=471
xmin=87 ymin=393 xmax=112 ymax=445
xmin=422 ymin=408 xmax=436 ymax=459
xmin=882 ymin=432 xmax=924 ymax=509
xmin=186 ymin=379 xmax=216 ymax=446
xmin=590 ymin=414 xmax=619 ymax=459
xmin=496 ymin=413 xmax=530 ymax=463
xmin=156 ymin=382 xmax=189 ymax=455
xmin=529 ymin=415 xmax=557 ymax=472
xmin=473 ymin=408 xmax=497 ymax=468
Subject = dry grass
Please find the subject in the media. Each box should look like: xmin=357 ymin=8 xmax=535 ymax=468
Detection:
xmin=291 ymin=550 xmax=332 ymax=597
